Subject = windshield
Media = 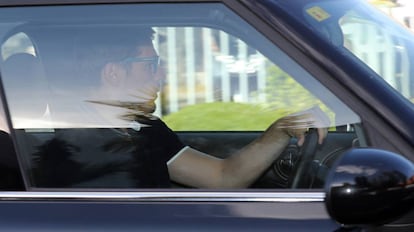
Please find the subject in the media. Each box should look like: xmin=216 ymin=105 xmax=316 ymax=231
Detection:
xmin=302 ymin=0 xmax=414 ymax=103
xmin=339 ymin=6 xmax=414 ymax=101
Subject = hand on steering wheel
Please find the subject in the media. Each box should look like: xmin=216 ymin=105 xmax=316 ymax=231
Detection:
xmin=274 ymin=106 xmax=329 ymax=188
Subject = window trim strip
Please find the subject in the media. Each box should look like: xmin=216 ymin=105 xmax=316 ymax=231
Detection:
xmin=0 ymin=191 xmax=325 ymax=202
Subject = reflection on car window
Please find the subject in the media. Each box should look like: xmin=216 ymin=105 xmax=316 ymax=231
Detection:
xmin=0 ymin=3 xmax=362 ymax=190
xmin=302 ymin=0 xmax=414 ymax=103
xmin=159 ymin=27 xmax=334 ymax=131
xmin=1 ymin=32 xmax=35 ymax=60
xmin=339 ymin=11 xmax=412 ymax=100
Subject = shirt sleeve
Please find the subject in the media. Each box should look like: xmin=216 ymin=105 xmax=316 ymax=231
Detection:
xmin=167 ymin=145 xmax=190 ymax=166
xmin=148 ymin=119 xmax=186 ymax=163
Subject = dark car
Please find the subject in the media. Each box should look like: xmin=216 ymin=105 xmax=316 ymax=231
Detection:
xmin=0 ymin=0 xmax=414 ymax=231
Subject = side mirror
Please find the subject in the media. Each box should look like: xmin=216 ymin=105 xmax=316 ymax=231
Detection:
xmin=324 ymin=148 xmax=414 ymax=225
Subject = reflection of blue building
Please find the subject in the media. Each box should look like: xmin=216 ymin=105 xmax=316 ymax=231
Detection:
xmin=213 ymin=53 xmax=264 ymax=102
xmin=159 ymin=27 xmax=268 ymax=115
xmin=341 ymin=17 xmax=413 ymax=99
xmin=210 ymin=30 xmax=266 ymax=103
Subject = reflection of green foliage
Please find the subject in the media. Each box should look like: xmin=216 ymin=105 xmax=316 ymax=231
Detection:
xmin=264 ymin=65 xmax=321 ymax=111
xmin=263 ymin=64 xmax=335 ymax=124
xmin=32 ymin=138 xmax=127 ymax=187
xmin=163 ymin=64 xmax=336 ymax=131
xmin=163 ymin=102 xmax=289 ymax=131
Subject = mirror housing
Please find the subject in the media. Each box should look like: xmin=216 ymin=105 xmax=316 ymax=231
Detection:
xmin=324 ymin=148 xmax=414 ymax=225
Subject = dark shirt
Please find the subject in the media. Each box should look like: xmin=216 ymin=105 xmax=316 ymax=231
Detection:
xmin=28 ymin=119 xmax=185 ymax=188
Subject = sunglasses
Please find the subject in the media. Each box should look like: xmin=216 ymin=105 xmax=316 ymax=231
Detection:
xmin=120 ymin=56 xmax=160 ymax=74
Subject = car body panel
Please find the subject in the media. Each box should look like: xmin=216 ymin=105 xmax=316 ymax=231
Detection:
xmin=0 ymin=197 xmax=334 ymax=232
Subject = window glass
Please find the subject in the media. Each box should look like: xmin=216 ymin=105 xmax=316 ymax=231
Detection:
xmin=339 ymin=10 xmax=413 ymax=100
xmin=0 ymin=3 xmax=362 ymax=189
xmin=158 ymin=27 xmax=335 ymax=131
xmin=300 ymin=0 xmax=414 ymax=103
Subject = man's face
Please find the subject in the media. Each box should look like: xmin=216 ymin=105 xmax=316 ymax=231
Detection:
xmin=106 ymin=45 xmax=163 ymax=107
xmin=123 ymin=45 xmax=162 ymax=103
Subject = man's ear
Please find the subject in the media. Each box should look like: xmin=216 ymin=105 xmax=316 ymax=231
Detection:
xmin=101 ymin=63 xmax=124 ymax=86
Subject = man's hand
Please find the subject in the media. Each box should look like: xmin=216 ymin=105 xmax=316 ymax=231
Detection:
xmin=275 ymin=106 xmax=330 ymax=146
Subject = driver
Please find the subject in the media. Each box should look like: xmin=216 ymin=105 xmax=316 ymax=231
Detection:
xmin=52 ymin=27 xmax=330 ymax=188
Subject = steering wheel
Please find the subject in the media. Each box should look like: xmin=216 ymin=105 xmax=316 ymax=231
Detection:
xmin=289 ymin=128 xmax=319 ymax=188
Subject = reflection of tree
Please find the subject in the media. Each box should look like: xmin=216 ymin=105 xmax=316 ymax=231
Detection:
xmin=263 ymin=65 xmax=335 ymax=123
xmin=32 ymin=139 xmax=81 ymax=187
xmin=92 ymin=100 xmax=171 ymax=188
xmin=264 ymin=65 xmax=321 ymax=111
xmin=354 ymin=170 xmax=406 ymax=189
xmin=32 ymin=138 xmax=126 ymax=187
xmin=31 ymin=98 xmax=170 ymax=188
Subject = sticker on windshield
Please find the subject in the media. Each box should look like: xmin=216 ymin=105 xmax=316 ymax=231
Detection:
xmin=306 ymin=6 xmax=330 ymax=22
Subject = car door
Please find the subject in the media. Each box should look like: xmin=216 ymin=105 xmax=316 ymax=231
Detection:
xmin=0 ymin=0 xmax=412 ymax=231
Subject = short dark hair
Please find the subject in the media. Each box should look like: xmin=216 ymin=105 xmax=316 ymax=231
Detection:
xmin=74 ymin=26 xmax=155 ymax=83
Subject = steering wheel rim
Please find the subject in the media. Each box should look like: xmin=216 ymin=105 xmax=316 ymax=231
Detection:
xmin=289 ymin=128 xmax=319 ymax=188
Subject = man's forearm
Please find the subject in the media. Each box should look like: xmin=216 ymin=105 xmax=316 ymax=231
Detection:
xmin=219 ymin=127 xmax=291 ymax=188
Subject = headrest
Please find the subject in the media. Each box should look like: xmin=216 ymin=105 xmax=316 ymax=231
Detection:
xmin=1 ymin=53 xmax=42 ymax=88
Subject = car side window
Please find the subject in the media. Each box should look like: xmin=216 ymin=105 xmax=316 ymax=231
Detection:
xmin=160 ymin=28 xmax=326 ymax=132
xmin=0 ymin=3 xmax=363 ymax=190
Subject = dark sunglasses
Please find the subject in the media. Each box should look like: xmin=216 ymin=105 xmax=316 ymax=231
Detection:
xmin=120 ymin=56 xmax=160 ymax=74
